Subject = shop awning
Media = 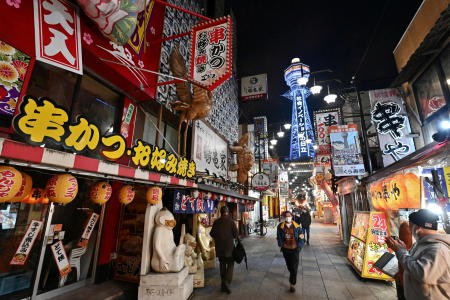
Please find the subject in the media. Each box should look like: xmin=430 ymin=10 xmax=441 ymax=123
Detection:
xmin=391 ymin=6 xmax=450 ymax=87
xmin=362 ymin=140 xmax=449 ymax=184
xmin=197 ymin=183 xmax=260 ymax=202
xmin=0 ymin=138 xmax=196 ymax=188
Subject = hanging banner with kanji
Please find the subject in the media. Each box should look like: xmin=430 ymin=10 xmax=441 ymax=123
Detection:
xmin=314 ymin=109 xmax=342 ymax=155
xmin=173 ymin=190 xmax=214 ymax=214
xmin=329 ymin=124 xmax=366 ymax=177
xmin=190 ymin=16 xmax=232 ymax=91
xmin=50 ymin=240 xmax=72 ymax=276
xmin=78 ymin=212 xmax=99 ymax=248
xmin=369 ymin=88 xmax=415 ymax=167
xmin=10 ymin=220 xmax=43 ymax=265
xmin=33 ymin=0 xmax=83 ymax=74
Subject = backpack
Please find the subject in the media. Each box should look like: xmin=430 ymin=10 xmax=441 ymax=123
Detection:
xmin=233 ymin=239 xmax=248 ymax=270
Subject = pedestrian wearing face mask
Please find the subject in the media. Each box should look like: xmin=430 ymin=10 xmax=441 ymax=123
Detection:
xmin=386 ymin=209 xmax=450 ymax=300
xmin=277 ymin=211 xmax=306 ymax=293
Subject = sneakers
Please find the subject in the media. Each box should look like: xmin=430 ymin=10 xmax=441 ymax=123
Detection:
xmin=289 ymin=284 xmax=295 ymax=293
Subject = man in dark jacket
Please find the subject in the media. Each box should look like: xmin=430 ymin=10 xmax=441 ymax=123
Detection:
xmin=210 ymin=206 xmax=238 ymax=294
xmin=300 ymin=207 xmax=312 ymax=245
xmin=277 ymin=211 xmax=306 ymax=293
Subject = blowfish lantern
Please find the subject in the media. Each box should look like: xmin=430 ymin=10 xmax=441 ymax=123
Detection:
xmin=0 ymin=166 xmax=22 ymax=202
xmin=90 ymin=182 xmax=112 ymax=204
xmin=119 ymin=185 xmax=135 ymax=205
xmin=46 ymin=174 xmax=78 ymax=204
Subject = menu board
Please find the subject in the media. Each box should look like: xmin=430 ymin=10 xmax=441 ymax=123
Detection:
xmin=361 ymin=212 xmax=393 ymax=280
xmin=348 ymin=236 xmax=365 ymax=272
xmin=350 ymin=212 xmax=370 ymax=242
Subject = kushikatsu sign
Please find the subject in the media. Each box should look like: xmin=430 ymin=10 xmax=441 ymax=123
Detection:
xmin=190 ymin=16 xmax=232 ymax=91
xmin=12 ymin=96 xmax=196 ymax=179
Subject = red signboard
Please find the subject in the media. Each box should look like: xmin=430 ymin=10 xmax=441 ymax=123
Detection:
xmin=33 ymin=0 xmax=83 ymax=74
xmin=190 ymin=16 xmax=232 ymax=91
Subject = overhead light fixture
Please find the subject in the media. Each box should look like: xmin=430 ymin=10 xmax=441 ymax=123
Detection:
xmin=270 ymin=138 xmax=277 ymax=145
xmin=288 ymin=167 xmax=292 ymax=171
xmin=324 ymin=85 xmax=337 ymax=104
xmin=313 ymin=144 xmax=318 ymax=150
xmin=284 ymin=123 xmax=291 ymax=130
xmin=269 ymin=145 xmax=274 ymax=149
xmin=310 ymin=77 xmax=322 ymax=95
xmin=277 ymin=130 xmax=285 ymax=138
xmin=297 ymin=77 xmax=308 ymax=86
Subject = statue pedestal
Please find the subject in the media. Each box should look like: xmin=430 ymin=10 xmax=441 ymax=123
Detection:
xmin=138 ymin=267 xmax=193 ymax=300
xmin=204 ymin=258 xmax=216 ymax=269
xmin=193 ymin=267 xmax=204 ymax=288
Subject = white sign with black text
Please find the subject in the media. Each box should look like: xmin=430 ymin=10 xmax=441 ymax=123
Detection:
xmin=241 ymin=74 xmax=268 ymax=101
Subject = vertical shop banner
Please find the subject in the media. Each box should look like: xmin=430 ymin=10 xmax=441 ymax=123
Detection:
xmin=78 ymin=213 xmax=99 ymax=248
xmin=193 ymin=120 xmax=228 ymax=178
xmin=190 ymin=16 xmax=232 ymax=91
xmin=314 ymin=109 xmax=342 ymax=154
xmin=240 ymin=74 xmax=268 ymax=101
xmin=253 ymin=116 xmax=268 ymax=160
xmin=329 ymin=124 xmax=365 ymax=176
xmin=33 ymin=0 xmax=83 ymax=74
xmin=173 ymin=190 xmax=214 ymax=214
xmin=10 ymin=220 xmax=43 ymax=265
xmin=50 ymin=240 xmax=71 ymax=276
xmin=369 ymin=89 xmax=415 ymax=166
xmin=362 ymin=212 xmax=392 ymax=280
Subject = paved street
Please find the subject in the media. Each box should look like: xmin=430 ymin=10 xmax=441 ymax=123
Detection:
xmin=193 ymin=221 xmax=397 ymax=300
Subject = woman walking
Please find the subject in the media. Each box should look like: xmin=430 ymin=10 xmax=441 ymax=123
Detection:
xmin=276 ymin=211 xmax=306 ymax=293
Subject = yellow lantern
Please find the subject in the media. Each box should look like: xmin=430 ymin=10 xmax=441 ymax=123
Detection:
xmin=11 ymin=173 xmax=33 ymax=202
xmin=119 ymin=185 xmax=135 ymax=205
xmin=89 ymin=182 xmax=112 ymax=204
xmin=46 ymin=174 xmax=78 ymax=204
xmin=0 ymin=166 xmax=23 ymax=202
xmin=146 ymin=186 xmax=162 ymax=205
xmin=23 ymin=188 xmax=48 ymax=204
xmin=388 ymin=173 xmax=420 ymax=209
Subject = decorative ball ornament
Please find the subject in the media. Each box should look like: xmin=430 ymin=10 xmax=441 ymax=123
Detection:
xmin=0 ymin=166 xmax=23 ymax=202
xmin=46 ymin=174 xmax=78 ymax=204
xmin=119 ymin=185 xmax=135 ymax=205
xmin=146 ymin=186 xmax=162 ymax=205
xmin=24 ymin=188 xmax=48 ymax=204
xmin=11 ymin=173 xmax=33 ymax=202
xmin=89 ymin=182 xmax=112 ymax=204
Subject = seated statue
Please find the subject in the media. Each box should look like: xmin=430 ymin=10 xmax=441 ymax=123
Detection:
xmin=151 ymin=208 xmax=185 ymax=273
xmin=197 ymin=214 xmax=215 ymax=261
xmin=183 ymin=233 xmax=198 ymax=274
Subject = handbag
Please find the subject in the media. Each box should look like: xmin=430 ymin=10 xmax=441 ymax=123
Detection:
xmin=232 ymin=239 xmax=248 ymax=270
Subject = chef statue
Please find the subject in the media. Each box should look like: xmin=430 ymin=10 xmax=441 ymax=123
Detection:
xmin=197 ymin=214 xmax=215 ymax=261
xmin=151 ymin=208 xmax=185 ymax=273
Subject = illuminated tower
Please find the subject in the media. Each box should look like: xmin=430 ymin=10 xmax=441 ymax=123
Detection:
xmin=282 ymin=58 xmax=315 ymax=160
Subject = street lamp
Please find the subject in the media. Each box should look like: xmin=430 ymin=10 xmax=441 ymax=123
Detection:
xmin=310 ymin=77 xmax=322 ymax=95
xmin=283 ymin=123 xmax=291 ymax=130
xmin=324 ymin=85 xmax=337 ymax=104
xmin=270 ymin=138 xmax=277 ymax=145
xmin=277 ymin=129 xmax=285 ymax=138
xmin=269 ymin=145 xmax=274 ymax=149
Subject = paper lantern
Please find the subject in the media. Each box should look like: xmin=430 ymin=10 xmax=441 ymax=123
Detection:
xmin=11 ymin=173 xmax=33 ymax=202
xmin=0 ymin=166 xmax=23 ymax=202
xmin=388 ymin=173 xmax=420 ymax=209
xmin=23 ymin=188 xmax=48 ymax=204
xmin=89 ymin=182 xmax=112 ymax=204
xmin=46 ymin=174 xmax=78 ymax=204
xmin=119 ymin=185 xmax=135 ymax=205
xmin=146 ymin=186 xmax=162 ymax=205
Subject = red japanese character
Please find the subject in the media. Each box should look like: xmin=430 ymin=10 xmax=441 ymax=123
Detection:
xmin=209 ymin=27 xmax=226 ymax=44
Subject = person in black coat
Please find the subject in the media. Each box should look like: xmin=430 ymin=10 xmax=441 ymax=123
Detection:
xmin=299 ymin=207 xmax=312 ymax=245
xmin=210 ymin=206 xmax=238 ymax=294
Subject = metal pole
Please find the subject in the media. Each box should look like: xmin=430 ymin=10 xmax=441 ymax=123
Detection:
xmin=258 ymin=134 xmax=264 ymax=236
xmin=355 ymin=86 xmax=373 ymax=174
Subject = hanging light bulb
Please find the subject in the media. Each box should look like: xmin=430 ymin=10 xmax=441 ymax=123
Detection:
xmin=269 ymin=145 xmax=274 ymax=149
xmin=297 ymin=77 xmax=309 ymax=86
xmin=324 ymin=85 xmax=337 ymax=103
xmin=270 ymin=138 xmax=277 ymax=145
xmin=310 ymin=76 xmax=322 ymax=95
xmin=277 ymin=130 xmax=285 ymax=138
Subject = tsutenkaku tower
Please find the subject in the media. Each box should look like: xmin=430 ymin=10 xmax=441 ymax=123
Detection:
xmin=282 ymin=58 xmax=316 ymax=160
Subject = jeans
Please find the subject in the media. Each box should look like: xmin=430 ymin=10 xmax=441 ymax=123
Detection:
xmin=219 ymin=257 xmax=234 ymax=285
xmin=304 ymin=226 xmax=310 ymax=242
xmin=282 ymin=248 xmax=300 ymax=285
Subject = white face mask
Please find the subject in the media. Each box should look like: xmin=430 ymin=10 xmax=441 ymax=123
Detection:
xmin=286 ymin=216 xmax=292 ymax=223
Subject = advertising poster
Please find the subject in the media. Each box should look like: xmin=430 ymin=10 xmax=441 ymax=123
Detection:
xmin=369 ymin=88 xmax=415 ymax=166
xmin=50 ymin=240 xmax=71 ymax=276
xmin=329 ymin=124 xmax=365 ymax=176
xmin=314 ymin=109 xmax=341 ymax=154
xmin=192 ymin=120 xmax=228 ymax=178
xmin=253 ymin=116 xmax=268 ymax=160
xmin=350 ymin=212 xmax=370 ymax=242
xmin=78 ymin=213 xmax=99 ymax=248
xmin=348 ymin=236 xmax=366 ymax=272
xmin=173 ymin=190 xmax=214 ymax=214
xmin=241 ymin=74 xmax=268 ymax=101
xmin=361 ymin=212 xmax=393 ymax=280
xmin=10 ymin=220 xmax=43 ymax=265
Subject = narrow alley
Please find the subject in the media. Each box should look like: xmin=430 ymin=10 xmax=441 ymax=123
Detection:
xmin=193 ymin=222 xmax=396 ymax=300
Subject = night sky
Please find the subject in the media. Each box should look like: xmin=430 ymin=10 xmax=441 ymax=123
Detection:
xmin=230 ymin=0 xmax=423 ymax=158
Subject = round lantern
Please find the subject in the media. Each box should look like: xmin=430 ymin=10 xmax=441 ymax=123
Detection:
xmin=89 ymin=182 xmax=112 ymax=204
xmin=373 ymin=181 xmax=387 ymax=212
xmin=146 ymin=186 xmax=162 ymax=205
xmin=119 ymin=185 xmax=135 ymax=205
xmin=388 ymin=173 xmax=420 ymax=209
xmin=0 ymin=166 xmax=23 ymax=202
xmin=45 ymin=174 xmax=78 ymax=204
xmin=10 ymin=172 xmax=33 ymax=202
xmin=23 ymin=188 xmax=48 ymax=204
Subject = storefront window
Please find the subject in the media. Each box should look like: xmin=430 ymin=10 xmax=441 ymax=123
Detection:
xmin=143 ymin=112 xmax=158 ymax=146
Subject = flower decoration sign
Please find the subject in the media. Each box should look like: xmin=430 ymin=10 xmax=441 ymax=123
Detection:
xmin=190 ymin=16 xmax=232 ymax=91
xmin=12 ymin=95 xmax=196 ymax=179
xmin=33 ymin=0 xmax=83 ymax=74
xmin=0 ymin=40 xmax=31 ymax=116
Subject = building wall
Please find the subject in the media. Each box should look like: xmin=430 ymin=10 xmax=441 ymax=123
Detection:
xmin=393 ymin=0 xmax=449 ymax=72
